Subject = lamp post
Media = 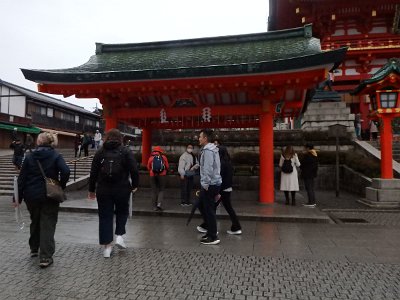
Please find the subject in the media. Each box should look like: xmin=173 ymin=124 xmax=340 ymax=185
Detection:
xmin=371 ymin=89 xmax=400 ymax=179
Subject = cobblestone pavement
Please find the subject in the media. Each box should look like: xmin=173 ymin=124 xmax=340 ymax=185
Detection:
xmin=1 ymin=198 xmax=400 ymax=299
xmin=1 ymin=237 xmax=399 ymax=300
xmin=328 ymin=211 xmax=400 ymax=226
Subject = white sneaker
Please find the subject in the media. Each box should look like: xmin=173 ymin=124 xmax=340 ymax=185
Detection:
xmin=196 ymin=226 xmax=207 ymax=233
xmin=103 ymin=246 xmax=112 ymax=258
xmin=302 ymin=204 xmax=316 ymax=208
xmin=115 ymin=235 xmax=126 ymax=249
xmin=227 ymin=229 xmax=242 ymax=235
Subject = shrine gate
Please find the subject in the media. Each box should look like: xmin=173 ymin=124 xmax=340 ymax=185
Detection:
xmin=22 ymin=25 xmax=346 ymax=203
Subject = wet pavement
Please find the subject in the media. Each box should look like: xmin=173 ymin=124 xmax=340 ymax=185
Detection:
xmin=1 ymin=194 xmax=400 ymax=299
xmin=62 ymin=188 xmax=333 ymax=224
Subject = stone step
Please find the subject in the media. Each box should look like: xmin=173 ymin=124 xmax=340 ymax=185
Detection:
xmin=0 ymin=185 xmax=13 ymax=190
xmin=304 ymin=108 xmax=351 ymax=116
xmin=307 ymin=102 xmax=348 ymax=109
xmin=357 ymin=199 xmax=400 ymax=208
xmin=302 ymin=114 xmax=356 ymax=122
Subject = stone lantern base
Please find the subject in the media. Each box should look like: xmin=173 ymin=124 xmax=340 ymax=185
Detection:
xmin=358 ymin=179 xmax=400 ymax=208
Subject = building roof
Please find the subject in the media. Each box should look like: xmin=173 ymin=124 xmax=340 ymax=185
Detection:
xmin=21 ymin=25 xmax=346 ymax=84
xmin=352 ymin=58 xmax=400 ymax=94
xmin=0 ymin=79 xmax=99 ymax=117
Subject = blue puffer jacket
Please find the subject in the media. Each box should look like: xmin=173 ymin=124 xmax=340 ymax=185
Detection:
xmin=17 ymin=146 xmax=70 ymax=203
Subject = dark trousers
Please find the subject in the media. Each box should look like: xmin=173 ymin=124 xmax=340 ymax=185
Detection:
xmin=180 ymin=176 xmax=194 ymax=204
xmin=83 ymin=144 xmax=89 ymax=157
xmin=198 ymin=185 xmax=220 ymax=240
xmin=26 ymin=200 xmax=60 ymax=259
xmin=284 ymin=191 xmax=296 ymax=205
xmin=219 ymin=191 xmax=241 ymax=231
xmin=151 ymin=175 xmax=166 ymax=207
xmin=303 ymin=178 xmax=316 ymax=205
xmin=96 ymin=189 xmax=131 ymax=245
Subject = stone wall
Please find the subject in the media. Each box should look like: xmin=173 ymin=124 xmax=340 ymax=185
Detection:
xmin=340 ymin=165 xmax=372 ymax=197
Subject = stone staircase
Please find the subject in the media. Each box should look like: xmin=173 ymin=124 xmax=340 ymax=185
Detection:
xmin=367 ymin=140 xmax=400 ymax=163
xmin=0 ymin=148 xmax=95 ymax=197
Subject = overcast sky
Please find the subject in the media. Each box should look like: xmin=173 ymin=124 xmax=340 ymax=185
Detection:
xmin=0 ymin=0 xmax=269 ymax=112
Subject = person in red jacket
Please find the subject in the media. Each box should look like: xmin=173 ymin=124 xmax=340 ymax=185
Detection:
xmin=147 ymin=146 xmax=169 ymax=211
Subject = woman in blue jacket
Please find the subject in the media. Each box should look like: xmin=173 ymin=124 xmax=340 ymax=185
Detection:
xmin=17 ymin=132 xmax=70 ymax=268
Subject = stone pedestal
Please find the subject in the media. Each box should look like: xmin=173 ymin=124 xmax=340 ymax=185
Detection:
xmin=358 ymin=178 xmax=400 ymax=208
xmin=302 ymin=101 xmax=355 ymax=136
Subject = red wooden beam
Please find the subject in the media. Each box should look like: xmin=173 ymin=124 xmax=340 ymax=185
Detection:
xmin=115 ymin=104 xmax=263 ymax=119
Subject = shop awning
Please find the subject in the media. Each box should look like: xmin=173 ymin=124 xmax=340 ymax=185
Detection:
xmin=0 ymin=122 xmax=41 ymax=134
xmin=37 ymin=127 xmax=77 ymax=137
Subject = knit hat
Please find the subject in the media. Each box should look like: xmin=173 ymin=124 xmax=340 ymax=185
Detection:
xmin=152 ymin=146 xmax=164 ymax=153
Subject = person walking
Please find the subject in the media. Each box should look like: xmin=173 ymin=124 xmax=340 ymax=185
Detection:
xmin=147 ymin=146 xmax=169 ymax=211
xmin=300 ymin=144 xmax=318 ymax=208
xmin=279 ymin=145 xmax=300 ymax=206
xmin=354 ymin=114 xmax=363 ymax=140
xmin=197 ymin=129 xmax=222 ymax=245
xmin=370 ymin=120 xmax=379 ymax=141
xmin=88 ymin=129 xmax=139 ymax=258
xmin=81 ymin=132 xmax=90 ymax=157
xmin=17 ymin=132 xmax=70 ymax=268
xmin=25 ymin=133 xmax=34 ymax=152
xmin=94 ymin=130 xmax=102 ymax=150
xmin=10 ymin=139 xmax=25 ymax=170
xmin=178 ymin=143 xmax=199 ymax=206
xmin=74 ymin=134 xmax=81 ymax=158
xmin=217 ymin=145 xmax=242 ymax=235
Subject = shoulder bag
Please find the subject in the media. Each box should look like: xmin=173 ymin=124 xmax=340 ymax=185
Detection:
xmin=37 ymin=160 xmax=65 ymax=203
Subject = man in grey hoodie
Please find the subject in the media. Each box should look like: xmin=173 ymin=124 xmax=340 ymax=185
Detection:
xmin=198 ymin=129 xmax=222 ymax=245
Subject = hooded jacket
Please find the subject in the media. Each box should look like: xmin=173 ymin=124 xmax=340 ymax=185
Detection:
xmin=199 ymin=143 xmax=222 ymax=190
xmin=17 ymin=146 xmax=70 ymax=203
xmin=300 ymin=150 xmax=318 ymax=179
xmin=89 ymin=140 xmax=139 ymax=192
xmin=147 ymin=146 xmax=169 ymax=176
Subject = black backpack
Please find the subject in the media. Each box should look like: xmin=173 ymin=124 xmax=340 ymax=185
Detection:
xmin=151 ymin=154 xmax=165 ymax=174
xmin=281 ymin=158 xmax=293 ymax=174
xmin=99 ymin=147 xmax=125 ymax=182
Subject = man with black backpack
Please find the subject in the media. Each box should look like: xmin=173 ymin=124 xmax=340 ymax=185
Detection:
xmin=147 ymin=146 xmax=169 ymax=211
xmin=88 ymin=129 xmax=139 ymax=258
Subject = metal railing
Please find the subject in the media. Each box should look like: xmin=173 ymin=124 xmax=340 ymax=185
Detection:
xmin=68 ymin=155 xmax=94 ymax=181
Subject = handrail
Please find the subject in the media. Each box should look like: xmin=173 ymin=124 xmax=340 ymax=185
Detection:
xmin=67 ymin=155 xmax=94 ymax=181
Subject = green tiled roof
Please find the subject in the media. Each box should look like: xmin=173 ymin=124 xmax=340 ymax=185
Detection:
xmin=353 ymin=58 xmax=400 ymax=94
xmin=21 ymin=25 xmax=346 ymax=83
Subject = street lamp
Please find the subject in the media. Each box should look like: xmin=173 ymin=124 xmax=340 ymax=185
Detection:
xmin=377 ymin=91 xmax=398 ymax=109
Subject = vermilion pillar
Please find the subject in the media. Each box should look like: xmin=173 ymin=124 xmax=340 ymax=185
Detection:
xmin=104 ymin=116 xmax=117 ymax=132
xmin=141 ymin=127 xmax=152 ymax=166
xmin=259 ymin=110 xmax=274 ymax=203
xmin=380 ymin=115 xmax=393 ymax=179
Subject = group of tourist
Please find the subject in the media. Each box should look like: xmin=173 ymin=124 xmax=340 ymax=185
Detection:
xmin=74 ymin=129 xmax=103 ymax=158
xmin=14 ymin=127 xmax=319 ymax=267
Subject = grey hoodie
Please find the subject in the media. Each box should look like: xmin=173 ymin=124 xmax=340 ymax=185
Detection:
xmin=200 ymin=143 xmax=222 ymax=190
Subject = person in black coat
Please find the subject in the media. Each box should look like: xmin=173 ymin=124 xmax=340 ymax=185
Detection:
xmin=17 ymin=132 xmax=70 ymax=268
xmin=300 ymin=144 xmax=318 ymax=207
xmin=10 ymin=139 xmax=25 ymax=170
xmin=88 ymin=129 xmax=139 ymax=258
xmin=217 ymin=145 xmax=242 ymax=235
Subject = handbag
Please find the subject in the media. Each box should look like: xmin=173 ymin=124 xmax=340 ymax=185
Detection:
xmin=184 ymin=170 xmax=196 ymax=177
xmin=36 ymin=160 xmax=65 ymax=203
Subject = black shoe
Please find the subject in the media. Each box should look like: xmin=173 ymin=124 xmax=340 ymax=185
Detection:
xmin=156 ymin=206 xmax=163 ymax=212
xmin=39 ymin=258 xmax=53 ymax=268
xmin=201 ymin=237 xmax=220 ymax=245
xmin=30 ymin=250 xmax=39 ymax=258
